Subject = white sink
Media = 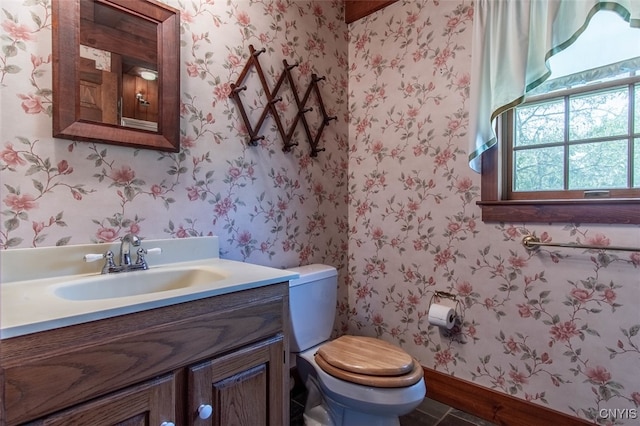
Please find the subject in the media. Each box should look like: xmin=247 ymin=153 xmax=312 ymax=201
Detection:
xmin=53 ymin=267 xmax=227 ymax=301
xmin=1 ymin=236 xmax=299 ymax=339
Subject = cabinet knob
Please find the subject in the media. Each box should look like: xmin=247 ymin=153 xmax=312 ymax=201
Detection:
xmin=160 ymin=422 xmax=175 ymax=426
xmin=198 ymin=404 xmax=213 ymax=419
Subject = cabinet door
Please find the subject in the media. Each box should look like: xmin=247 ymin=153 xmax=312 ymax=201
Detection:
xmin=32 ymin=374 xmax=176 ymax=426
xmin=188 ymin=335 xmax=287 ymax=426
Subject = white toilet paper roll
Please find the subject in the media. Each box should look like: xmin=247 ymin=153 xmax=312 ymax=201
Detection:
xmin=428 ymin=303 xmax=455 ymax=329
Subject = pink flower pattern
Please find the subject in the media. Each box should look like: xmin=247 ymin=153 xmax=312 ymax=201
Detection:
xmin=0 ymin=1 xmax=638 ymax=424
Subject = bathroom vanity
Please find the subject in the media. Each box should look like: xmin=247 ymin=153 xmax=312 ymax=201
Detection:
xmin=0 ymin=237 xmax=296 ymax=425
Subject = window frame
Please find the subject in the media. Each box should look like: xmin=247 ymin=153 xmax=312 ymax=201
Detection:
xmin=507 ymin=76 xmax=640 ymax=200
xmin=478 ymin=146 xmax=640 ymax=224
xmin=478 ymin=67 xmax=640 ymax=225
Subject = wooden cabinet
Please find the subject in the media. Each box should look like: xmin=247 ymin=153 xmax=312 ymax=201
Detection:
xmin=26 ymin=374 xmax=176 ymax=426
xmin=0 ymin=283 xmax=289 ymax=426
xmin=188 ymin=336 xmax=285 ymax=426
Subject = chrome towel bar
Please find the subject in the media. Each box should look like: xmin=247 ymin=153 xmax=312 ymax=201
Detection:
xmin=522 ymin=235 xmax=640 ymax=253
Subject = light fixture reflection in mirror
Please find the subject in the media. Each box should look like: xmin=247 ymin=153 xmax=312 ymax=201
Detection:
xmin=140 ymin=71 xmax=157 ymax=81
xmin=52 ymin=0 xmax=180 ymax=152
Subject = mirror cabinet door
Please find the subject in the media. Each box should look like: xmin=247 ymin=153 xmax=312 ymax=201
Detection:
xmin=52 ymin=0 xmax=180 ymax=151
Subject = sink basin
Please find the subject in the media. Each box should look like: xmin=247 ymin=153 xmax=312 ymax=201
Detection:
xmin=53 ymin=267 xmax=227 ymax=301
xmin=1 ymin=236 xmax=301 ymax=340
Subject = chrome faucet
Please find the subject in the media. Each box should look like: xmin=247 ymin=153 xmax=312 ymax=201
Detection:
xmin=84 ymin=234 xmax=161 ymax=274
xmin=120 ymin=233 xmax=141 ymax=267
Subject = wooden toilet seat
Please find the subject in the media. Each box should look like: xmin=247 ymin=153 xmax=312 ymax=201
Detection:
xmin=315 ymin=335 xmax=423 ymax=388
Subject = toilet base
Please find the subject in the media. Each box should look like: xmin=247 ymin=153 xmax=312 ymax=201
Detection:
xmin=303 ymin=405 xmax=334 ymax=426
xmin=304 ymin=394 xmax=402 ymax=426
xmin=324 ymin=399 xmax=402 ymax=426
xmin=302 ymin=373 xmax=408 ymax=426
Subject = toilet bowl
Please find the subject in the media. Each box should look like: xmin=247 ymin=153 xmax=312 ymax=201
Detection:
xmin=288 ymin=264 xmax=426 ymax=426
xmin=297 ymin=344 xmax=426 ymax=426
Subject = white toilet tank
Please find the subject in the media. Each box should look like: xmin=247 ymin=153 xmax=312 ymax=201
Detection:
xmin=287 ymin=264 xmax=338 ymax=353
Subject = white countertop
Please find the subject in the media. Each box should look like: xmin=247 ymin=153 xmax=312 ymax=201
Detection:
xmin=1 ymin=237 xmax=298 ymax=339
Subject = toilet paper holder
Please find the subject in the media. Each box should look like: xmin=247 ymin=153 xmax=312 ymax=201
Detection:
xmin=428 ymin=291 xmax=463 ymax=327
xmin=433 ymin=290 xmax=456 ymax=301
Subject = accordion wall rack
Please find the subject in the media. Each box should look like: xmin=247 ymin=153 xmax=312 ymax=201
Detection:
xmin=229 ymin=45 xmax=337 ymax=157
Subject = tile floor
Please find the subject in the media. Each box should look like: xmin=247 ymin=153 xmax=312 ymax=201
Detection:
xmin=397 ymin=397 xmax=498 ymax=426
xmin=290 ymin=372 xmax=497 ymax=426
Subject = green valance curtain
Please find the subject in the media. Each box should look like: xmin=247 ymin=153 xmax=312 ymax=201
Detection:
xmin=467 ymin=0 xmax=640 ymax=173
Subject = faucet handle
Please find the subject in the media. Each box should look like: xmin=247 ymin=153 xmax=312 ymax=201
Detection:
xmin=135 ymin=247 xmax=162 ymax=269
xmin=84 ymin=250 xmax=116 ymax=274
xmin=84 ymin=253 xmax=105 ymax=262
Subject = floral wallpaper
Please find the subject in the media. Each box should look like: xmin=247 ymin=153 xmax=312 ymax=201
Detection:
xmin=0 ymin=0 xmax=349 ymax=269
xmin=347 ymin=1 xmax=639 ymax=424
xmin=1 ymin=0 xmax=640 ymax=424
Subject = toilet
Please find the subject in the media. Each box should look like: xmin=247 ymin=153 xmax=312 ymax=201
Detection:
xmin=288 ymin=264 xmax=426 ymax=426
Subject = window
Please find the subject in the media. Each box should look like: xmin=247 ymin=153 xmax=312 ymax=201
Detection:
xmin=478 ymin=10 xmax=640 ymax=224
xmin=506 ymin=78 xmax=640 ymax=199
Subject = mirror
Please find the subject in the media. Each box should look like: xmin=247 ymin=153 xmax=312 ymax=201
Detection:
xmin=52 ymin=0 xmax=180 ymax=151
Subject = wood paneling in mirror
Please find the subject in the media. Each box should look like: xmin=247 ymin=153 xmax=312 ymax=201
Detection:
xmin=345 ymin=0 xmax=398 ymax=23
xmin=52 ymin=0 xmax=180 ymax=151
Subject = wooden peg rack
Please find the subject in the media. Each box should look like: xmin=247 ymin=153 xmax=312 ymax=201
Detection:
xmin=229 ymin=45 xmax=337 ymax=157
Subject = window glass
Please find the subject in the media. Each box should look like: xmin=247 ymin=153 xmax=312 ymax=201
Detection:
xmin=569 ymin=88 xmax=628 ymax=140
xmin=515 ymin=100 xmax=564 ymax=146
xmin=633 ymin=84 xmax=640 ymax=133
xmin=635 ymin=139 xmax=640 ymax=188
xmin=568 ymin=140 xmax=627 ymax=189
xmin=514 ymin=146 xmax=564 ymax=191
